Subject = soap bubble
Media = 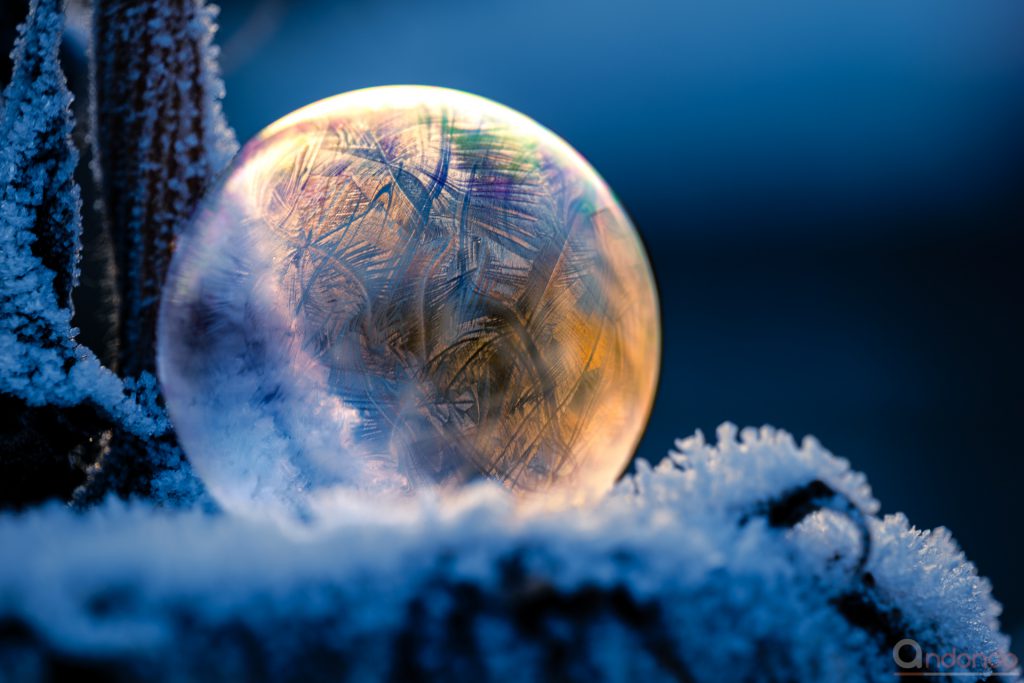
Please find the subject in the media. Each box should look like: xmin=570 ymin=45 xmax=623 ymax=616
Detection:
xmin=157 ymin=86 xmax=660 ymax=516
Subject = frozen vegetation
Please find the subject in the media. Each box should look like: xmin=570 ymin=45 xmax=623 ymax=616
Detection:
xmin=0 ymin=425 xmax=1018 ymax=681
xmin=0 ymin=0 xmax=233 ymax=506
xmin=0 ymin=0 xmax=183 ymax=510
xmin=91 ymin=0 xmax=237 ymax=378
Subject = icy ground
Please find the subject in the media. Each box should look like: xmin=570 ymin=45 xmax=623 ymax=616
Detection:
xmin=0 ymin=424 xmax=1016 ymax=682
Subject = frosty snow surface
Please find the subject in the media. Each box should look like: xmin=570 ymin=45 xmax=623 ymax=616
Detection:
xmin=1 ymin=425 xmax=1017 ymax=682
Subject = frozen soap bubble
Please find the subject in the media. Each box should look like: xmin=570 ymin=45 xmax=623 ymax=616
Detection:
xmin=157 ymin=86 xmax=660 ymax=517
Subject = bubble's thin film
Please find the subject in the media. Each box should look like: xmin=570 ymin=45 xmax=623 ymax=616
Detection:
xmin=157 ymin=86 xmax=660 ymax=516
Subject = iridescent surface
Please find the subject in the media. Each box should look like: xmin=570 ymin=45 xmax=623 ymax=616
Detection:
xmin=158 ymin=86 xmax=660 ymax=515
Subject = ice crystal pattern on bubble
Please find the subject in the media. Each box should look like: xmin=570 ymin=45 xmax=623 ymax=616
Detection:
xmin=158 ymin=87 xmax=660 ymax=512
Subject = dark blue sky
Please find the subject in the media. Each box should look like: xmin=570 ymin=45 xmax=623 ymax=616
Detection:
xmin=218 ymin=0 xmax=1024 ymax=239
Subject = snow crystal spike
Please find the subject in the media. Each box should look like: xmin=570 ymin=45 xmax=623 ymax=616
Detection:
xmin=90 ymin=0 xmax=238 ymax=377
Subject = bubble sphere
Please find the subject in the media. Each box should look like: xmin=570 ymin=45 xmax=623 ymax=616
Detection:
xmin=158 ymin=86 xmax=660 ymax=515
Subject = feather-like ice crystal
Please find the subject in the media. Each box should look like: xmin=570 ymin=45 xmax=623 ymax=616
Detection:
xmin=157 ymin=86 xmax=660 ymax=516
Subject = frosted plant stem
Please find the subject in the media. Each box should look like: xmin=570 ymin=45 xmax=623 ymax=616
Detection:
xmin=90 ymin=0 xmax=237 ymax=377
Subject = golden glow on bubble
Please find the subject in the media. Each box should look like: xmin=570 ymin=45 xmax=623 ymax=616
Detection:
xmin=159 ymin=86 xmax=660 ymax=512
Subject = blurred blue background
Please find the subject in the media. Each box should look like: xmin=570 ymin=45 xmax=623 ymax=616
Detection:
xmin=4 ymin=0 xmax=1021 ymax=633
xmin=208 ymin=0 xmax=1024 ymax=629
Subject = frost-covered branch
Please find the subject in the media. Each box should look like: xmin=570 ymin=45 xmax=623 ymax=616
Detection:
xmin=91 ymin=0 xmax=237 ymax=377
xmin=0 ymin=0 xmax=79 ymax=313
xmin=0 ymin=0 xmax=99 ymax=505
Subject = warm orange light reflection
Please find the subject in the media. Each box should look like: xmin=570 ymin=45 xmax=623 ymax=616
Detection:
xmin=159 ymin=86 xmax=659 ymax=511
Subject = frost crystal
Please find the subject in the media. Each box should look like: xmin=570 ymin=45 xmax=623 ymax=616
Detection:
xmin=0 ymin=0 xmax=82 ymax=408
xmin=0 ymin=0 xmax=80 ymax=314
xmin=0 ymin=425 xmax=1015 ymax=682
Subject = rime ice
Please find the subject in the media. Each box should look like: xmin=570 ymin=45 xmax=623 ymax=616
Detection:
xmin=1 ymin=426 xmax=1015 ymax=681
xmin=157 ymin=86 xmax=660 ymax=515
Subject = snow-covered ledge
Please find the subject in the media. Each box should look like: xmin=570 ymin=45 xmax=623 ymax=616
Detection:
xmin=1 ymin=425 xmax=1015 ymax=682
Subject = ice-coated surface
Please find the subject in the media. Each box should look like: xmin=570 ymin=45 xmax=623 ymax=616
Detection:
xmin=0 ymin=425 xmax=1015 ymax=682
xmin=157 ymin=86 xmax=660 ymax=516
